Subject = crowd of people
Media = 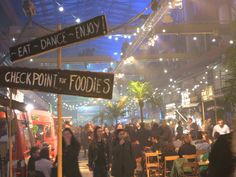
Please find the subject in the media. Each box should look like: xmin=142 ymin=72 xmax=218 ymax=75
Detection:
xmin=27 ymin=117 xmax=235 ymax=177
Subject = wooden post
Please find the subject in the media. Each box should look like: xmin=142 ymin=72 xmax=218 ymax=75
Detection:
xmin=214 ymin=98 xmax=217 ymax=124
xmin=57 ymin=24 xmax=63 ymax=177
xmin=201 ymin=101 xmax=205 ymax=124
xmin=8 ymin=90 xmax=13 ymax=177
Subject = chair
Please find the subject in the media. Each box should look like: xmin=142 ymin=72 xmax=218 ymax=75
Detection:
xmin=182 ymin=162 xmax=200 ymax=177
xmin=163 ymin=155 xmax=179 ymax=177
xmin=183 ymin=154 xmax=197 ymax=161
xmin=145 ymin=152 xmax=161 ymax=177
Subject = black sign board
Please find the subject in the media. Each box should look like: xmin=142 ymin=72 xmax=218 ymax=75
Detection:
xmin=0 ymin=67 xmax=114 ymax=99
xmin=9 ymin=15 xmax=108 ymax=62
xmin=0 ymin=94 xmax=27 ymax=112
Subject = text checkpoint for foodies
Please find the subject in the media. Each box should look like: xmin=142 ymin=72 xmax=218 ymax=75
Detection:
xmin=0 ymin=67 xmax=114 ymax=99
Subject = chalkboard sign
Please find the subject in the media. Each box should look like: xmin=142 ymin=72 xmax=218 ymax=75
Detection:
xmin=9 ymin=15 xmax=108 ymax=62
xmin=0 ymin=67 xmax=114 ymax=99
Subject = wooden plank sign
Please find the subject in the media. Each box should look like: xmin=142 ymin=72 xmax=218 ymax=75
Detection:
xmin=0 ymin=67 xmax=114 ymax=99
xmin=9 ymin=15 xmax=108 ymax=62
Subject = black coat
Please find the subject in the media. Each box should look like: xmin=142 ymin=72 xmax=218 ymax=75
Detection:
xmin=136 ymin=128 xmax=150 ymax=148
xmin=62 ymin=144 xmax=82 ymax=177
xmin=160 ymin=126 xmax=173 ymax=143
xmin=88 ymin=139 xmax=111 ymax=170
xmin=111 ymin=141 xmax=136 ymax=177
xmin=178 ymin=143 xmax=196 ymax=156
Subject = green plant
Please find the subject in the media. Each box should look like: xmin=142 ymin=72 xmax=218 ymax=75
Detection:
xmin=128 ymin=81 xmax=152 ymax=123
xmin=106 ymin=96 xmax=127 ymax=124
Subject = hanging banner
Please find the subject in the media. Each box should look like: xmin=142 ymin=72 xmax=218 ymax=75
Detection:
xmin=0 ymin=67 xmax=114 ymax=99
xmin=9 ymin=15 xmax=108 ymax=62
xmin=201 ymin=86 xmax=214 ymax=101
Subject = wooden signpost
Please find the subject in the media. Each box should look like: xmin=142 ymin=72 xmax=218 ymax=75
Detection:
xmin=9 ymin=15 xmax=108 ymax=62
xmin=6 ymin=15 xmax=110 ymax=177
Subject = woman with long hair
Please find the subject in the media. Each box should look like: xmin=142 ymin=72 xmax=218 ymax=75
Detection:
xmin=62 ymin=128 xmax=82 ymax=177
xmin=88 ymin=126 xmax=111 ymax=177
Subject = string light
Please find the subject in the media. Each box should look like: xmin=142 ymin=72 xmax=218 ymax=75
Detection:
xmin=164 ymin=69 xmax=168 ymax=73
xmin=162 ymin=29 xmax=166 ymax=33
xmin=75 ymin=18 xmax=81 ymax=23
xmin=58 ymin=6 xmax=64 ymax=12
xmin=229 ymin=40 xmax=234 ymax=44
xmin=12 ymin=37 xmax=16 ymax=42
xmin=193 ymin=36 xmax=197 ymax=41
xmin=212 ymin=38 xmax=216 ymax=42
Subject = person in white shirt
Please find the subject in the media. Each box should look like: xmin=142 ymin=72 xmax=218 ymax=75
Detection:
xmin=35 ymin=148 xmax=52 ymax=177
xmin=212 ymin=120 xmax=230 ymax=138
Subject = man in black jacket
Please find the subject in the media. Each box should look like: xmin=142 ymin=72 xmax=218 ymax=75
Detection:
xmin=111 ymin=129 xmax=136 ymax=177
xmin=28 ymin=147 xmax=40 ymax=177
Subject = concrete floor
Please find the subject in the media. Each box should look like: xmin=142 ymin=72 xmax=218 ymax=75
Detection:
xmin=79 ymin=156 xmax=93 ymax=177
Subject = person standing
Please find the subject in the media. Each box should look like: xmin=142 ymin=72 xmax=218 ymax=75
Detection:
xmin=111 ymin=129 xmax=136 ymax=177
xmin=187 ymin=118 xmax=198 ymax=139
xmin=136 ymin=123 xmax=150 ymax=148
xmin=35 ymin=148 xmax=52 ymax=177
xmin=62 ymin=128 xmax=82 ymax=177
xmin=88 ymin=126 xmax=111 ymax=177
xmin=28 ymin=146 xmax=40 ymax=177
xmin=176 ymin=121 xmax=183 ymax=137
xmin=160 ymin=120 xmax=173 ymax=143
xmin=212 ymin=119 xmax=230 ymax=138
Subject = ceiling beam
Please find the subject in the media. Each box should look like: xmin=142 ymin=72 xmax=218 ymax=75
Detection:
xmin=20 ymin=56 xmax=113 ymax=64
xmin=4 ymin=23 xmax=232 ymax=42
xmin=134 ymin=53 xmax=193 ymax=61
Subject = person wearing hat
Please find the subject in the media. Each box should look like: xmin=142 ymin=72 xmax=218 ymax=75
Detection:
xmin=111 ymin=129 xmax=136 ymax=177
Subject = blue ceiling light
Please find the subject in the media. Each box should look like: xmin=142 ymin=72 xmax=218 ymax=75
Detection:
xmin=114 ymin=52 xmax=118 ymax=55
xmin=108 ymin=35 xmax=112 ymax=39
xmin=115 ymin=37 xmax=119 ymax=41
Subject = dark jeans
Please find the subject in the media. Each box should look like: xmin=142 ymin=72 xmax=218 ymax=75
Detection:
xmin=93 ymin=165 xmax=108 ymax=177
